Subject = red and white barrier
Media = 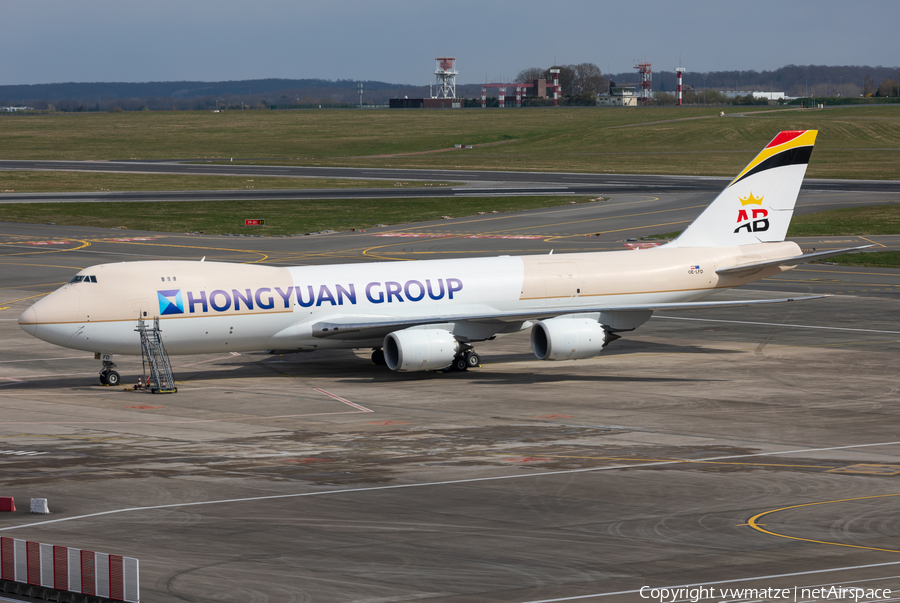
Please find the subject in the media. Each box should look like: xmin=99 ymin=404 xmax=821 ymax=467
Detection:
xmin=0 ymin=537 xmax=138 ymax=602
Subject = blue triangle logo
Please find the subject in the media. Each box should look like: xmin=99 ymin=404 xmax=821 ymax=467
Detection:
xmin=157 ymin=290 xmax=184 ymax=315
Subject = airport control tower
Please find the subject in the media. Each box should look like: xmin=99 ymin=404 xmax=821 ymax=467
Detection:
xmin=433 ymin=57 xmax=458 ymax=99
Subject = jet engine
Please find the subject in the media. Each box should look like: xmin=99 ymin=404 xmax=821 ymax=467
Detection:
xmin=531 ymin=317 xmax=607 ymax=361
xmin=384 ymin=328 xmax=460 ymax=372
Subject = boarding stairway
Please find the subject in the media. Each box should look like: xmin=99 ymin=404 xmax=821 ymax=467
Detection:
xmin=136 ymin=317 xmax=177 ymax=393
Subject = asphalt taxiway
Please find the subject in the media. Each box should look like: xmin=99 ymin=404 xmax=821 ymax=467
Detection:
xmin=1 ymin=190 xmax=899 ymax=602
xmin=3 ymin=160 xmax=900 ymax=204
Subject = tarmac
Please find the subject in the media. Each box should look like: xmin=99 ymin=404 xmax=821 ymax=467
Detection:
xmin=1 ymin=189 xmax=899 ymax=602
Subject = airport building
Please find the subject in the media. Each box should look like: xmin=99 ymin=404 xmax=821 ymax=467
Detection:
xmin=389 ymin=57 xmax=556 ymax=109
xmin=389 ymin=97 xmax=463 ymax=109
xmin=597 ymin=86 xmax=638 ymax=106
xmin=390 ymin=57 xmax=464 ymax=109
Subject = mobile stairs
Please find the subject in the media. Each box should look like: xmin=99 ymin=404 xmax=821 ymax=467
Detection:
xmin=136 ymin=317 xmax=177 ymax=394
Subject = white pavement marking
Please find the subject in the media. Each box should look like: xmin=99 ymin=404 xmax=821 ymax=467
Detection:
xmin=176 ymin=353 xmax=241 ymax=368
xmin=313 ymin=387 xmax=374 ymax=412
xmin=520 ymin=562 xmax=900 ymax=602
xmin=654 ymin=315 xmax=900 ymax=335
xmin=2 ymin=440 xmax=899 ymax=534
xmin=0 ymin=388 xmax=373 ymax=423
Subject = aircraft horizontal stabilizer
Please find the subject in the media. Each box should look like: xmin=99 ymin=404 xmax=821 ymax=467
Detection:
xmin=716 ymin=245 xmax=874 ymax=275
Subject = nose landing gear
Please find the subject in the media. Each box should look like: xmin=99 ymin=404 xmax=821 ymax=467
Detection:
xmin=98 ymin=353 xmax=120 ymax=386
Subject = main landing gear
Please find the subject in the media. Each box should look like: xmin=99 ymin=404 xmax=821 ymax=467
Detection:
xmin=98 ymin=353 xmax=120 ymax=386
xmin=448 ymin=347 xmax=480 ymax=373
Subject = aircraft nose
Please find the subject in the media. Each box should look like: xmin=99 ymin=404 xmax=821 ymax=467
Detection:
xmin=18 ymin=306 xmax=37 ymax=336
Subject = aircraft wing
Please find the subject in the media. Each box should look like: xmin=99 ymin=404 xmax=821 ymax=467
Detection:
xmin=716 ymin=245 xmax=874 ymax=275
xmin=310 ymin=295 xmax=828 ymax=339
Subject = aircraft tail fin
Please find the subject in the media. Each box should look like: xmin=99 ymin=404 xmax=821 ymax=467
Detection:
xmin=672 ymin=130 xmax=818 ymax=248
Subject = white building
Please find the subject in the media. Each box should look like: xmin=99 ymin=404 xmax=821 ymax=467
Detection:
xmin=597 ymin=86 xmax=638 ymax=107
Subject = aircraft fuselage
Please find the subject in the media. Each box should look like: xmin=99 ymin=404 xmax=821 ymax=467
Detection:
xmin=19 ymin=242 xmax=798 ymax=356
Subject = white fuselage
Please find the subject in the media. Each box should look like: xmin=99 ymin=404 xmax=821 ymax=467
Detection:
xmin=18 ymin=242 xmax=798 ymax=356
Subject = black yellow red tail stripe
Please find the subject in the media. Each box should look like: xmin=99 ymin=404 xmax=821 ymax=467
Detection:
xmin=729 ymin=130 xmax=817 ymax=187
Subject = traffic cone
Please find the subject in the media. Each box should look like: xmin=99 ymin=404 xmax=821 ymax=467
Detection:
xmin=137 ymin=376 xmax=143 ymax=389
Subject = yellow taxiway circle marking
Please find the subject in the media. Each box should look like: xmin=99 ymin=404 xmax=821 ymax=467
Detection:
xmin=0 ymin=291 xmax=52 ymax=308
xmin=88 ymin=239 xmax=270 ymax=264
xmin=0 ymin=262 xmax=86 ymax=270
xmin=748 ymin=492 xmax=900 ymax=553
xmin=859 ymin=235 xmax=886 ymax=248
xmin=0 ymin=239 xmax=91 ymax=257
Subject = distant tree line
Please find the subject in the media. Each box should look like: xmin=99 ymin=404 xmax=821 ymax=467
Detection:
xmin=2 ymin=65 xmax=897 ymax=112
xmin=629 ymin=64 xmax=900 ymax=99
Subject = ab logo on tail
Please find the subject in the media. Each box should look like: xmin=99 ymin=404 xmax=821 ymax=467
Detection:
xmin=734 ymin=193 xmax=769 ymax=234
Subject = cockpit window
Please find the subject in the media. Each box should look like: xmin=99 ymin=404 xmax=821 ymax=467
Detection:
xmin=68 ymin=275 xmax=97 ymax=283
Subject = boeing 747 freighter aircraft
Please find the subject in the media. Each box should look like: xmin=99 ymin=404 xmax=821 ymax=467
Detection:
xmin=19 ymin=131 xmax=868 ymax=384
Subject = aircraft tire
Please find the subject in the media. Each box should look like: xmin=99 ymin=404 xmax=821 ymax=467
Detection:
xmin=99 ymin=371 xmax=109 ymax=385
xmin=371 ymin=349 xmax=386 ymax=366
xmin=106 ymin=371 xmax=121 ymax=386
xmin=452 ymin=357 xmax=468 ymax=372
xmin=465 ymin=352 xmax=480 ymax=367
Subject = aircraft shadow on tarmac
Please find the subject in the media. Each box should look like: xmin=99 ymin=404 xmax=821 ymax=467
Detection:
xmin=4 ymin=341 xmax=737 ymax=390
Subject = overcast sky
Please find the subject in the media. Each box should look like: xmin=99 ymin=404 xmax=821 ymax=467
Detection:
xmin=3 ymin=0 xmax=898 ymax=86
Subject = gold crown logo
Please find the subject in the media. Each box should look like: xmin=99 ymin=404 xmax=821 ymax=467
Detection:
xmin=739 ymin=192 xmax=764 ymax=206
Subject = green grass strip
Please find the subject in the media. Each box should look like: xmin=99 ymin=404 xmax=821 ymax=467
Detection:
xmin=0 ymin=196 xmax=596 ymax=236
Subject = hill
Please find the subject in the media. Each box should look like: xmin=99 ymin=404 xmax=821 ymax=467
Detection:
xmin=2 ymin=65 xmax=898 ymax=110
xmin=0 ymin=78 xmax=486 ymax=110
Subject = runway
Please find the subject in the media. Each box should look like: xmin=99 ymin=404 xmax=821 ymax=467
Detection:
xmin=3 ymin=159 xmax=900 ymax=203
xmin=1 ymin=190 xmax=899 ymax=602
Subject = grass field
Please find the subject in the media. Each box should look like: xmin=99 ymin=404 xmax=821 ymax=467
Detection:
xmin=788 ymin=204 xmax=900 ymax=236
xmin=821 ymin=250 xmax=900 ymax=267
xmin=2 ymin=105 xmax=899 ymax=179
xmin=0 ymin=171 xmax=448 ymax=193
xmin=0 ymin=196 xmax=595 ymax=236
xmin=1 ymin=107 xmax=896 ymax=266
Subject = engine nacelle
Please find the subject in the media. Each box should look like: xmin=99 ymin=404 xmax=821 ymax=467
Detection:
xmin=531 ymin=317 xmax=607 ymax=361
xmin=384 ymin=328 xmax=459 ymax=372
